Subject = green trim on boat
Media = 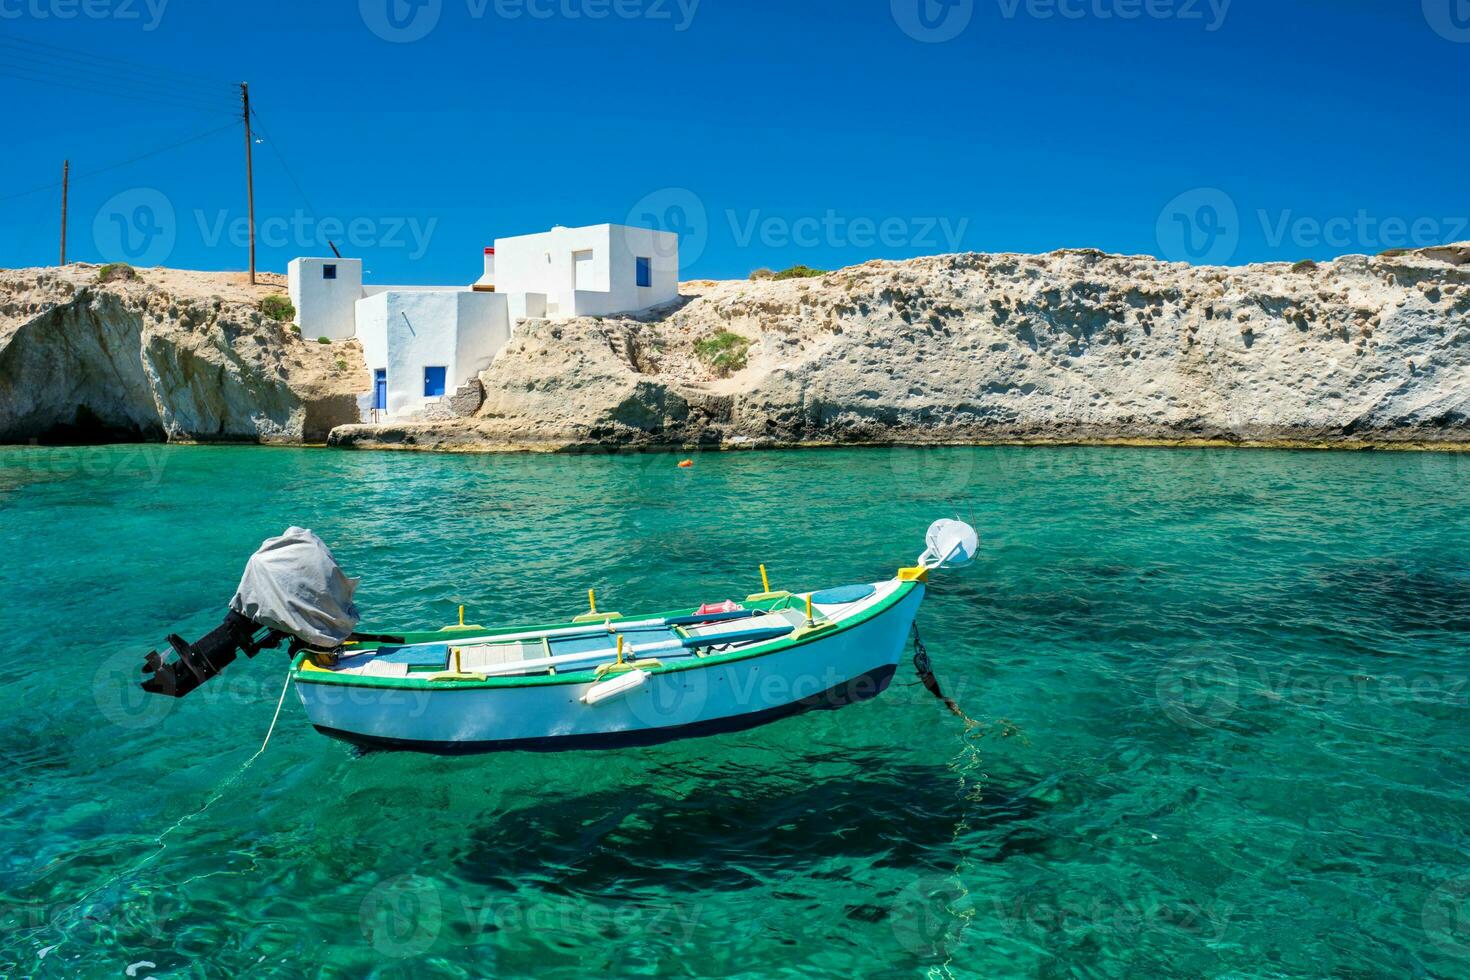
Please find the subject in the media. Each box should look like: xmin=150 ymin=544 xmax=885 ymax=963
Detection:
xmin=291 ymin=580 xmax=920 ymax=691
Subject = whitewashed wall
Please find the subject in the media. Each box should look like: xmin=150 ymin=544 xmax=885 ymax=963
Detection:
xmin=288 ymin=257 xmax=362 ymax=341
xmin=492 ymin=224 xmax=678 ymax=320
xmin=354 ymin=289 xmax=509 ymax=418
xmin=600 ymin=224 xmax=679 ymax=315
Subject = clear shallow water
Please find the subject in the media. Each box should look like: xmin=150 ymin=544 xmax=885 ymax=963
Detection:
xmin=2 ymin=443 xmax=1470 ymax=977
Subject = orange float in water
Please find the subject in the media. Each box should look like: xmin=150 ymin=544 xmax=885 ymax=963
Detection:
xmin=677 ymin=459 xmax=694 ymax=468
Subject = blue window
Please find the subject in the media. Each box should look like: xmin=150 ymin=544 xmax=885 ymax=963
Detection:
xmin=322 ymin=264 xmax=337 ymax=280
xmin=636 ymin=256 xmax=652 ymax=288
xmin=373 ymin=369 xmax=387 ymax=410
xmin=424 ymin=366 xmax=446 ymax=398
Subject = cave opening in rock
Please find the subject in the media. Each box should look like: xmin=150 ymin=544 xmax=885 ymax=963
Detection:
xmin=27 ymin=405 xmax=167 ymax=446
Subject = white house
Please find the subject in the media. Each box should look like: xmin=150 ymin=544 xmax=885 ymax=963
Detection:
xmin=356 ymin=290 xmax=510 ymax=419
xmin=287 ymin=257 xmax=362 ymax=341
xmin=489 ymin=224 xmax=679 ymax=319
xmin=286 ymin=223 xmax=679 ymax=421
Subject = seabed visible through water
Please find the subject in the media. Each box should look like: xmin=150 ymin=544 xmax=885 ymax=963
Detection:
xmin=2 ymin=442 xmax=1469 ymax=976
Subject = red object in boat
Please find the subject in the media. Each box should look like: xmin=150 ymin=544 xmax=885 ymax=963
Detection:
xmin=696 ymin=600 xmax=743 ymax=616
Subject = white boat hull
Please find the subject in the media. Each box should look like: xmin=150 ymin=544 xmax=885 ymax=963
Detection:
xmin=294 ymin=581 xmax=924 ymax=753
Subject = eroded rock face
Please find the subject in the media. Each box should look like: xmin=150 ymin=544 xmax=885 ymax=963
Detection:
xmin=0 ymin=266 xmax=366 ymax=443
xmin=330 ymin=244 xmax=1470 ymax=452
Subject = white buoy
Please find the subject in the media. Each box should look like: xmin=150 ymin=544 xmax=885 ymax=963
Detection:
xmin=919 ymin=519 xmax=980 ymax=570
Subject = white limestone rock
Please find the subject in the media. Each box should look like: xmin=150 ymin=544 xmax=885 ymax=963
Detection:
xmin=0 ymin=264 xmax=365 ymax=443
xmin=331 ymin=244 xmax=1470 ymax=451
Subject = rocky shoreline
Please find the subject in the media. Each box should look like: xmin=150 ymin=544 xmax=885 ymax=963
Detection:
xmin=329 ymin=243 xmax=1470 ymax=453
xmin=4 ymin=245 xmax=1469 ymax=452
xmin=0 ymin=265 xmax=362 ymax=444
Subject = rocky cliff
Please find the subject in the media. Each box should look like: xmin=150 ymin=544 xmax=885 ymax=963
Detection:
xmin=0 ymin=265 xmax=364 ymax=443
xmin=329 ymin=244 xmax=1470 ymax=452
xmin=5 ymin=247 xmax=1468 ymax=452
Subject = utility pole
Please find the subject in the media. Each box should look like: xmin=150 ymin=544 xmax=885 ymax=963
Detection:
xmin=59 ymin=159 xmax=69 ymax=266
xmin=241 ymin=82 xmax=256 ymax=285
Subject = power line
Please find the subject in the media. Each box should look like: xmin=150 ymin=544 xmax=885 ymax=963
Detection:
xmin=0 ymin=62 xmax=238 ymax=115
xmin=0 ymin=66 xmax=236 ymax=115
xmin=0 ymin=121 xmax=237 ymax=204
xmin=0 ymin=48 xmax=238 ymax=110
xmin=248 ymin=106 xmax=325 ymax=225
xmin=0 ymin=34 xmax=238 ymax=93
xmin=0 ymin=35 xmax=239 ymax=115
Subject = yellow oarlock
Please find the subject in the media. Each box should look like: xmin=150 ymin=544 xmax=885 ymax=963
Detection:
xmin=747 ymin=563 xmax=792 ymax=602
xmin=441 ymin=604 xmax=487 ymax=632
xmin=573 ymin=588 xmax=622 ymax=623
xmin=897 ymin=566 xmax=930 ymax=583
xmin=420 ymin=646 xmax=486 ymax=680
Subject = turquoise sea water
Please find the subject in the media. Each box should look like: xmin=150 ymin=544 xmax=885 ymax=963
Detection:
xmin=2 ymin=443 xmax=1470 ymax=977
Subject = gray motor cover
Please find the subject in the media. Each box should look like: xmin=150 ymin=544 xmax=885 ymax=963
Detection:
xmin=229 ymin=527 xmax=360 ymax=648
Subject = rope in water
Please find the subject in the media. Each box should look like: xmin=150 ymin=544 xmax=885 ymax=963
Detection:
xmin=257 ymin=664 xmax=294 ymax=754
xmin=19 ymin=670 xmax=295 ymax=964
xmin=911 ymin=622 xmax=982 ymax=729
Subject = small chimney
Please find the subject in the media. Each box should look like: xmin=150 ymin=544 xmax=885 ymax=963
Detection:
xmin=475 ymin=247 xmax=496 ymax=291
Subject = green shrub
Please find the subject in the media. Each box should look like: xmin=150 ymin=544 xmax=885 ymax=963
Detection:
xmin=1379 ymin=248 xmax=1410 ymax=258
xmin=771 ymin=264 xmax=826 ymax=280
xmin=259 ymin=294 xmax=295 ymax=322
xmin=1291 ymin=259 xmax=1317 ymax=273
xmin=290 ymin=324 xmax=301 ymax=334
xmin=333 ymin=358 xmax=348 ymax=372
xmin=96 ymin=263 xmax=136 ymax=284
xmin=317 ymin=336 xmax=331 ymax=345
xmin=693 ymin=330 xmax=751 ymax=376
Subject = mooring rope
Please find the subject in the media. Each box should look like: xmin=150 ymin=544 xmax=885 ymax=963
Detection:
xmin=256 ymin=663 xmax=294 ymax=754
xmin=14 ymin=669 xmax=295 ymax=964
xmin=911 ymin=622 xmax=982 ymax=729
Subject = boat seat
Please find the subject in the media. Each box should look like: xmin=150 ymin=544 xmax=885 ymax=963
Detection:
xmin=374 ymin=643 xmax=451 ymax=668
xmin=681 ymin=621 xmax=795 ymax=650
xmin=358 ymin=660 xmax=411 ymax=678
xmin=682 ymin=613 xmax=797 ymax=639
xmin=783 ymin=607 xmax=822 ymax=628
xmin=810 ymin=583 xmax=876 ymax=606
xmin=548 ymin=626 xmax=680 ymax=658
xmin=456 ymin=641 xmax=547 ymax=673
xmin=332 ymin=654 xmax=411 ymax=678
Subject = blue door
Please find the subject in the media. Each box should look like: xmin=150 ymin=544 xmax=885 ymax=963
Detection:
xmin=373 ymin=369 xmax=387 ymax=410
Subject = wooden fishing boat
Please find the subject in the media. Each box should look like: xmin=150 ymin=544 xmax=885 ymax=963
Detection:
xmin=139 ymin=521 xmax=978 ymax=754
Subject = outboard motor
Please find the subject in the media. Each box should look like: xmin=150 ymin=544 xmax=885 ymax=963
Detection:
xmin=141 ymin=527 xmax=362 ymax=698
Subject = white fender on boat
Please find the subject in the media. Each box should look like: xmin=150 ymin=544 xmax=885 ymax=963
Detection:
xmin=581 ymin=669 xmax=649 ymax=706
xmin=919 ymin=519 xmax=979 ymax=569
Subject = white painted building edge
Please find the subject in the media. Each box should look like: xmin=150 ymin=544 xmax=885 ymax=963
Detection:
xmin=286 ymin=222 xmax=679 ymax=421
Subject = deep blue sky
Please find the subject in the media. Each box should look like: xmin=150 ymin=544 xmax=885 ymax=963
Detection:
xmin=1 ymin=0 xmax=1465 ymax=283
